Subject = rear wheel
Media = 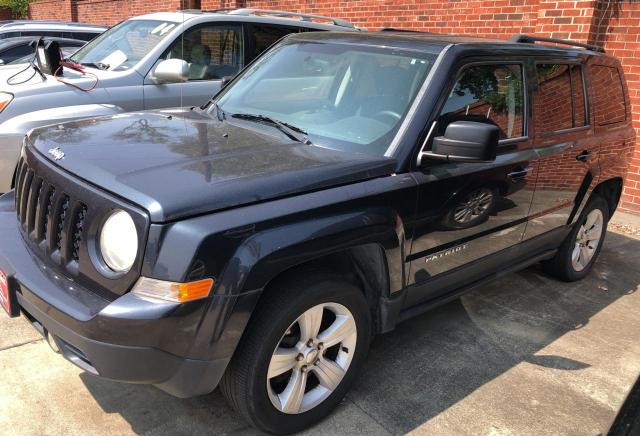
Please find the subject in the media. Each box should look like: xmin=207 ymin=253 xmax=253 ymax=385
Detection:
xmin=220 ymin=272 xmax=371 ymax=434
xmin=542 ymin=194 xmax=609 ymax=281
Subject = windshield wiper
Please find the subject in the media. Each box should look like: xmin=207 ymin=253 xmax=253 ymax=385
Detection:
xmin=231 ymin=113 xmax=311 ymax=145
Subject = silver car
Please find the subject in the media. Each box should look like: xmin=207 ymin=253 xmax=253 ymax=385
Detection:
xmin=0 ymin=9 xmax=357 ymax=192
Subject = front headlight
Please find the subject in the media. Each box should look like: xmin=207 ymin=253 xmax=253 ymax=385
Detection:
xmin=99 ymin=210 xmax=138 ymax=272
xmin=0 ymin=92 xmax=12 ymax=112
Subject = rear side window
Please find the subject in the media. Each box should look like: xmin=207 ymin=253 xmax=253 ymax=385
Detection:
xmin=250 ymin=24 xmax=298 ymax=58
xmin=591 ymin=65 xmax=626 ymax=125
xmin=535 ymin=64 xmax=587 ymax=133
xmin=438 ymin=64 xmax=525 ymax=140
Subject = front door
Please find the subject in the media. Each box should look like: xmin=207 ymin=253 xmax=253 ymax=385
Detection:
xmin=143 ymin=23 xmax=244 ymax=109
xmin=406 ymin=61 xmax=537 ymax=306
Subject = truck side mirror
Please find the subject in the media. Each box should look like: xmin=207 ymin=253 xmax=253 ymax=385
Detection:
xmin=151 ymin=59 xmax=188 ymax=84
xmin=423 ymin=121 xmax=499 ymax=164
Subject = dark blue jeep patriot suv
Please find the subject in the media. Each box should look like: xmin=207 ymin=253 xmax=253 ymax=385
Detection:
xmin=0 ymin=31 xmax=634 ymax=434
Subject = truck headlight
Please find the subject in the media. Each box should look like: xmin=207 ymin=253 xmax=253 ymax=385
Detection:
xmin=99 ymin=210 xmax=138 ymax=272
xmin=0 ymin=92 xmax=12 ymax=112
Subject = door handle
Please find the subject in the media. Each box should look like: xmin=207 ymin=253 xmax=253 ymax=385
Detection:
xmin=576 ymin=150 xmax=592 ymax=162
xmin=507 ymin=166 xmax=532 ymax=181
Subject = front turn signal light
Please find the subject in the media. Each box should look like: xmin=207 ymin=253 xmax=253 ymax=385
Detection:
xmin=132 ymin=277 xmax=214 ymax=303
xmin=0 ymin=92 xmax=13 ymax=112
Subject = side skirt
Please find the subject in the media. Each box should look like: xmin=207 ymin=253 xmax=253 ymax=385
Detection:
xmin=378 ymin=225 xmax=570 ymax=332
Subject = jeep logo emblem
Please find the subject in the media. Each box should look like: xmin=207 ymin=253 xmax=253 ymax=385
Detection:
xmin=48 ymin=147 xmax=65 ymax=161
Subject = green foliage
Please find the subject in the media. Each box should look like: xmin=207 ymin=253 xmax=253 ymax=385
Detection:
xmin=0 ymin=0 xmax=31 ymax=19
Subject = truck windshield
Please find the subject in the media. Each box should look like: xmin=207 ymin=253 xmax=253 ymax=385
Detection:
xmin=217 ymin=40 xmax=438 ymax=156
xmin=70 ymin=19 xmax=177 ymax=71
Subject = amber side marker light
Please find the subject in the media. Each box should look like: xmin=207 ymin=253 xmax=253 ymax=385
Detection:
xmin=132 ymin=277 xmax=214 ymax=303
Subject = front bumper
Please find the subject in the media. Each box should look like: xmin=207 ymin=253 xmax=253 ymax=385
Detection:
xmin=0 ymin=192 xmax=230 ymax=398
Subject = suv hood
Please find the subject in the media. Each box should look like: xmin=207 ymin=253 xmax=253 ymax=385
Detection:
xmin=27 ymin=109 xmax=396 ymax=222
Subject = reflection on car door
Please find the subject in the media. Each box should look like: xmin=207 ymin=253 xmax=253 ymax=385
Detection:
xmin=406 ymin=61 xmax=537 ymax=306
xmin=523 ymin=61 xmax=600 ymax=240
xmin=143 ymin=23 xmax=244 ymax=109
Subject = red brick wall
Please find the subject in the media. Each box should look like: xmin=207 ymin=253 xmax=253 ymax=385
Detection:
xmin=27 ymin=0 xmax=640 ymax=213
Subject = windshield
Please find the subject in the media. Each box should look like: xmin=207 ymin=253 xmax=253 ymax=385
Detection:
xmin=217 ymin=41 xmax=438 ymax=156
xmin=70 ymin=19 xmax=177 ymax=71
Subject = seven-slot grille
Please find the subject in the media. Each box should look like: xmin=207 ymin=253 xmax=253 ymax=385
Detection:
xmin=14 ymin=157 xmax=88 ymax=268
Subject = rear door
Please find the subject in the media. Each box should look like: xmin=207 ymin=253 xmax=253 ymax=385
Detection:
xmin=406 ymin=59 xmax=538 ymax=306
xmin=523 ymin=60 xmax=600 ymax=240
xmin=143 ymin=23 xmax=244 ymax=109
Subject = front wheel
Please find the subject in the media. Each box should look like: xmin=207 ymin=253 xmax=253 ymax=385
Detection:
xmin=220 ymin=272 xmax=371 ymax=434
xmin=542 ymin=194 xmax=609 ymax=281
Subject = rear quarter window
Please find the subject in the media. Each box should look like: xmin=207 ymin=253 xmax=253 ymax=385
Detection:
xmin=591 ymin=65 xmax=627 ymax=125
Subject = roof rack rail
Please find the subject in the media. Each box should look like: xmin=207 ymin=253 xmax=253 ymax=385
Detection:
xmin=510 ymin=34 xmax=605 ymax=53
xmin=188 ymin=8 xmax=354 ymax=28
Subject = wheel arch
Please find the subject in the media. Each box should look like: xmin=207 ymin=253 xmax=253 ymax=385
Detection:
xmin=592 ymin=176 xmax=623 ymax=217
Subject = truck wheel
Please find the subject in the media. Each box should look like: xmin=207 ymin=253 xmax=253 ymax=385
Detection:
xmin=542 ymin=194 xmax=609 ymax=281
xmin=220 ymin=272 xmax=371 ymax=434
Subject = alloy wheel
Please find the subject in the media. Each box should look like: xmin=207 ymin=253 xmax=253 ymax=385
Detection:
xmin=267 ymin=302 xmax=357 ymax=414
xmin=571 ymin=208 xmax=604 ymax=272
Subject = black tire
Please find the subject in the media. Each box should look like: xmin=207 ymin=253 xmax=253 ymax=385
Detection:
xmin=220 ymin=271 xmax=371 ymax=435
xmin=542 ymin=194 xmax=609 ymax=281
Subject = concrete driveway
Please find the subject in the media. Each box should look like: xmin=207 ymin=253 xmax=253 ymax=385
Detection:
xmin=1 ymin=224 xmax=639 ymax=435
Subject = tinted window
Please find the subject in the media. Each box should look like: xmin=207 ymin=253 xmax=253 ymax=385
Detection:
xmin=535 ymin=64 xmax=573 ymax=132
xmin=250 ymin=24 xmax=297 ymax=58
xmin=67 ymin=32 xmax=100 ymax=41
xmin=0 ymin=44 xmax=33 ymax=63
xmin=591 ymin=65 xmax=626 ymax=125
xmin=21 ymin=31 xmax=64 ymax=37
xmin=535 ymin=64 xmax=588 ymax=133
xmin=572 ymin=66 xmax=587 ymax=127
xmin=163 ymin=24 xmax=243 ymax=81
xmin=438 ymin=64 xmax=525 ymax=140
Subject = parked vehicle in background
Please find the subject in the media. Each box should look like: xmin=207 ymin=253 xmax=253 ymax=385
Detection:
xmin=0 ymin=9 xmax=359 ymax=193
xmin=0 ymin=20 xmax=106 ymax=41
xmin=6 ymin=45 xmax=82 ymax=66
xmin=0 ymin=37 xmax=85 ymax=65
xmin=0 ymin=31 xmax=633 ymax=434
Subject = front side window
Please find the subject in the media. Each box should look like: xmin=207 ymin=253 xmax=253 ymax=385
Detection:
xmin=70 ymin=19 xmax=178 ymax=71
xmin=438 ymin=64 xmax=525 ymax=140
xmin=162 ymin=24 xmax=243 ymax=81
xmin=217 ymin=41 xmax=438 ymax=156
xmin=535 ymin=64 xmax=588 ymax=134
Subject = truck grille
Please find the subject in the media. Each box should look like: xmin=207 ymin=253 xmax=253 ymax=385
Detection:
xmin=14 ymin=158 xmax=87 ymax=271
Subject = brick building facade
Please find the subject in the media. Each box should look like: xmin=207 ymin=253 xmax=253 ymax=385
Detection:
xmin=28 ymin=0 xmax=640 ymax=214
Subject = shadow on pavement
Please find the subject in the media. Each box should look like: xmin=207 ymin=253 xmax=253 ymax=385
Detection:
xmin=79 ymin=231 xmax=640 ymax=434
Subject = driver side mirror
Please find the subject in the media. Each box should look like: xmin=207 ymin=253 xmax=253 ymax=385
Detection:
xmin=421 ymin=121 xmax=499 ymax=164
xmin=151 ymin=58 xmax=188 ymax=84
